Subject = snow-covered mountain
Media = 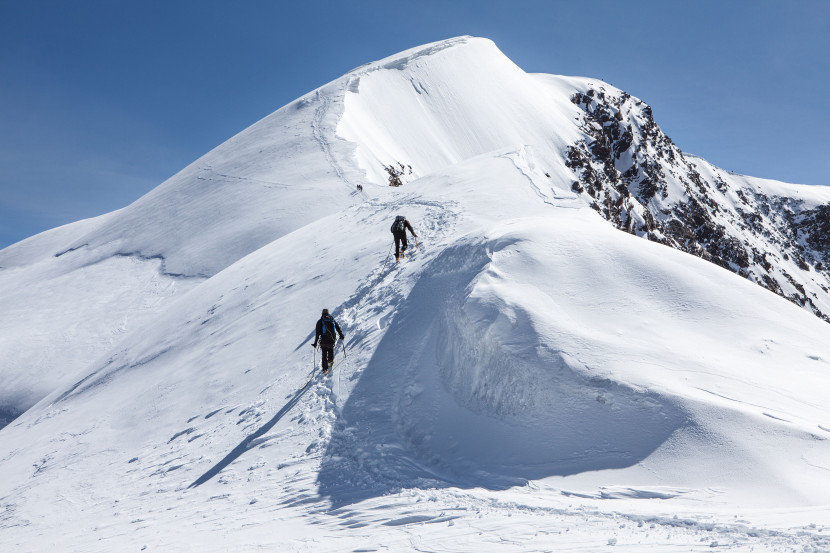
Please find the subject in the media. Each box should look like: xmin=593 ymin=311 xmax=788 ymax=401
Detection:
xmin=2 ymin=36 xmax=829 ymax=551
xmin=566 ymin=86 xmax=830 ymax=321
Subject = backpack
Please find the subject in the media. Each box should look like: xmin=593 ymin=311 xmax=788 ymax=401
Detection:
xmin=390 ymin=215 xmax=406 ymax=234
xmin=320 ymin=315 xmax=337 ymax=341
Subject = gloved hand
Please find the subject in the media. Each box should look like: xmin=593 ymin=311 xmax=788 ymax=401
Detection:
xmin=311 ymin=342 xmax=317 ymax=348
xmin=339 ymin=334 xmax=345 ymax=341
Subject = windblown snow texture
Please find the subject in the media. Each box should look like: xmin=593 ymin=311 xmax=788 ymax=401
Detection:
xmin=1 ymin=36 xmax=829 ymax=552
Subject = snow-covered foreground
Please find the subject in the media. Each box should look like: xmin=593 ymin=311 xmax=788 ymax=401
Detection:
xmin=2 ymin=37 xmax=830 ymax=551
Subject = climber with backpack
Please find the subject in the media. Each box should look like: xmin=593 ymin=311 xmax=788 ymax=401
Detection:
xmin=312 ymin=308 xmax=344 ymax=374
xmin=390 ymin=215 xmax=417 ymax=262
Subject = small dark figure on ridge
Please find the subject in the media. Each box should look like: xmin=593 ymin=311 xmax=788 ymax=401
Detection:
xmin=312 ymin=309 xmax=344 ymax=374
xmin=390 ymin=215 xmax=417 ymax=262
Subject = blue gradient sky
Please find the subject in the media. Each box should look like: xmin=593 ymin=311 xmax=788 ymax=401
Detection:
xmin=2 ymin=0 xmax=828 ymax=249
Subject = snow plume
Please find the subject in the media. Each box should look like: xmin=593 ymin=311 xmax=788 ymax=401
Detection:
xmin=2 ymin=36 xmax=830 ymax=552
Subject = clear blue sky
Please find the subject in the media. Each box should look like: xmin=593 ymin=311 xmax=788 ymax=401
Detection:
xmin=2 ymin=0 xmax=828 ymax=249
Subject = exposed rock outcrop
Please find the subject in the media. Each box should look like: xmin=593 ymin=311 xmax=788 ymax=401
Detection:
xmin=566 ymin=87 xmax=830 ymax=322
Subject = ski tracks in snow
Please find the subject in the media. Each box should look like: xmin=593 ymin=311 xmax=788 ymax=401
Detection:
xmin=281 ymin=484 xmax=830 ymax=553
xmin=499 ymin=147 xmax=584 ymax=209
xmin=171 ymin=193 xmax=458 ymax=488
xmin=252 ymin=195 xmax=466 ymax=505
xmin=139 ymin=196 xmax=461 ymax=507
xmin=327 ymin=196 xmax=462 ymax=384
xmin=311 ymin=88 xmax=360 ymax=192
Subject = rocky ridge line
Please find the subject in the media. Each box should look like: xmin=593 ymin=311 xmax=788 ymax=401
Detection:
xmin=565 ymin=86 xmax=830 ymax=322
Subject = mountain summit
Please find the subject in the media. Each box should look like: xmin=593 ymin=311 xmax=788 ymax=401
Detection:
xmin=2 ymin=37 xmax=829 ymax=551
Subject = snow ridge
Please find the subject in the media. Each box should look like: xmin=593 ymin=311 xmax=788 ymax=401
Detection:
xmin=2 ymin=36 xmax=830 ymax=552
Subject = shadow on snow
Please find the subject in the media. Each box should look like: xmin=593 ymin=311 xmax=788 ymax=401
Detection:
xmin=317 ymin=240 xmax=688 ymax=508
xmin=188 ymin=372 xmax=318 ymax=488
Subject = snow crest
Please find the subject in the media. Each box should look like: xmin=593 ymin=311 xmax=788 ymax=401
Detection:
xmin=2 ymin=36 xmax=830 ymax=552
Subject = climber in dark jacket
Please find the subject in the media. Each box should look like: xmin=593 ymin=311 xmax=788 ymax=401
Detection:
xmin=312 ymin=308 xmax=344 ymax=373
xmin=390 ymin=215 xmax=417 ymax=262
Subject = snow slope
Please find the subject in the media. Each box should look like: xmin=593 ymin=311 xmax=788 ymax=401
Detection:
xmin=0 ymin=47 xmax=366 ymax=419
xmin=2 ymin=36 xmax=830 ymax=551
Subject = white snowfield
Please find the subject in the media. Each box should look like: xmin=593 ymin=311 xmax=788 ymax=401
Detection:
xmin=2 ymin=36 xmax=830 ymax=552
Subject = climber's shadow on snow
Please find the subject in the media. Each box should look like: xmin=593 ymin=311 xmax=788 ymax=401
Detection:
xmin=189 ymin=377 xmax=316 ymax=489
xmin=317 ymin=239 xmax=688 ymax=508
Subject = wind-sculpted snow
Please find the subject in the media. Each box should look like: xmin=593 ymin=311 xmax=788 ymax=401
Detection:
xmin=0 ymin=250 xmax=198 ymax=427
xmin=2 ymin=37 xmax=830 ymax=551
xmin=320 ymin=204 xmax=830 ymax=509
xmin=337 ymin=37 xmax=581 ymax=186
xmin=319 ymin=233 xmax=687 ymax=506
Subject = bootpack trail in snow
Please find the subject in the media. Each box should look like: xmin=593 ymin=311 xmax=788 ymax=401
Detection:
xmin=4 ymin=36 xmax=830 ymax=553
xmin=190 ymin=194 xmax=455 ymax=490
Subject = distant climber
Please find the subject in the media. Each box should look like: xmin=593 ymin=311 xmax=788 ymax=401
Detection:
xmin=390 ymin=215 xmax=417 ymax=262
xmin=357 ymin=184 xmax=363 ymax=192
xmin=312 ymin=309 xmax=344 ymax=374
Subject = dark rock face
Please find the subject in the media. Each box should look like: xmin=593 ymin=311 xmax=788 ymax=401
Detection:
xmin=566 ymin=86 xmax=830 ymax=322
xmin=0 ymin=405 xmax=23 ymax=431
xmin=795 ymin=204 xmax=830 ymax=260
